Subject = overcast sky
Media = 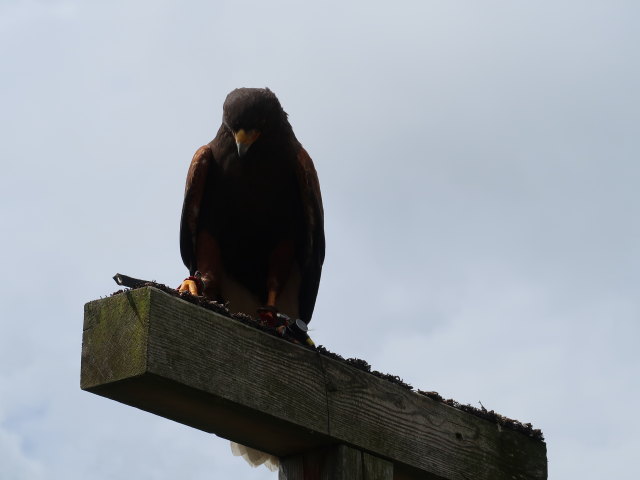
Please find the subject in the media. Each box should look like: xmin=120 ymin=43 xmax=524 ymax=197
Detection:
xmin=1 ymin=1 xmax=639 ymax=479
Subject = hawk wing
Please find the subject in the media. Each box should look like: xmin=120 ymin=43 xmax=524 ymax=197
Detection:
xmin=295 ymin=146 xmax=325 ymax=323
xmin=180 ymin=145 xmax=214 ymax=275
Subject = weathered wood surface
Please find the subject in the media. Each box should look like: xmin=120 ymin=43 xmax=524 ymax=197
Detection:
xmin=81 ymin=287 xmax=547 ymax=480
xmin=279 ymin=445 xmax=393 ymax=480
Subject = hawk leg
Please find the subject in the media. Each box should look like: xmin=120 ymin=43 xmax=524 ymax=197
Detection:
xmin=259 ymin=238 xmax=295 ymax=323
xmin=178 ymin=230 xmax=223 ymax=299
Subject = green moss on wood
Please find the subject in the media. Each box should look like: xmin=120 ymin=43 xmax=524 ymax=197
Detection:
xmin=81 ymin=289 xmax=150 ymax=390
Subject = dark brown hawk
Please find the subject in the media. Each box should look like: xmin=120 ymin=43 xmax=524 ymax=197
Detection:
xmin=178 ymin=88 xmax=324 ymax=324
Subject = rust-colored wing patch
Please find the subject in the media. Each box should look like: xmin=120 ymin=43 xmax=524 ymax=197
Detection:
xmin=295 ymin=147 xmax=325 ymax=322
xmin=180 ymin=145 xmax=214 ymax=274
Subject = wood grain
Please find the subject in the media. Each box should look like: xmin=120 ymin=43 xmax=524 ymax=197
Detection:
xmin=81 ymin=287 xmax=547 ymax=480
xmin=279 ymin=445 xmax=393 ymax=480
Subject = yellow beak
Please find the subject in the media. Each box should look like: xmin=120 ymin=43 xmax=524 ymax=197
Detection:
xmin=234 ymin=129 xmax=261 ymax=157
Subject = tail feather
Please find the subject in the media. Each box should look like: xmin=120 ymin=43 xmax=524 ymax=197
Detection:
xmin=230 ymin=441 xmax=279 ymax=472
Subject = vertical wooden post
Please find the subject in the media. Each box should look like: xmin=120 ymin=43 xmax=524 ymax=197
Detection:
xmin=361 ymin=451 xmax=394 ymax=480
xmin=279 ymin=445 xmax=393 ymax=480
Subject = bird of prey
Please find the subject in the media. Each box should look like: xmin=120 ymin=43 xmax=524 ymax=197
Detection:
xmin=178 ymin=88 xmax=324 ymax=325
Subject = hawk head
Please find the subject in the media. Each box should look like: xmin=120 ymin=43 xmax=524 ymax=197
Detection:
xmin=222 ymin=88 xmax=289 ymax=157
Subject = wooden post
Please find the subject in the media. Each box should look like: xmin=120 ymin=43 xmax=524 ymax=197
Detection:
xmin=279 ymin=445 xmax=393 ymax=480
xmin=81 ymin=287 xmax=547 ymax=480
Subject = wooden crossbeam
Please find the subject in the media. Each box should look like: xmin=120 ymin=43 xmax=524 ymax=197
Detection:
xmin=81 ymin=287 xmax=547 ymax=480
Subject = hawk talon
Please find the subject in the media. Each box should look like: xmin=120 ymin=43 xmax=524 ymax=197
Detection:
xmin=177 ymin=274 xmax=205 ymax=296
xmin=257 ymin=306 xmax=280 ymax=327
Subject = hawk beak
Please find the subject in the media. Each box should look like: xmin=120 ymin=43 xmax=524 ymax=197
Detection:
xmin=234 ymin=129 xmax=261 ymax=157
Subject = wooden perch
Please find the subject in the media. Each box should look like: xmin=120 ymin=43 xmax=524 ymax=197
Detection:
xmin=81 ymin=287 xmax=547 ymax=480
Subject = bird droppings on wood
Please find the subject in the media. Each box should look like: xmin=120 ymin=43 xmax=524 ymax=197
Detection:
xmin=110 ymin=281 xmax=544 ymax=443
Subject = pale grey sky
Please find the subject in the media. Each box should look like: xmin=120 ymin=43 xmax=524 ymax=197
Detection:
xmin=1 ymin=1 xmax=639 ymax=479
